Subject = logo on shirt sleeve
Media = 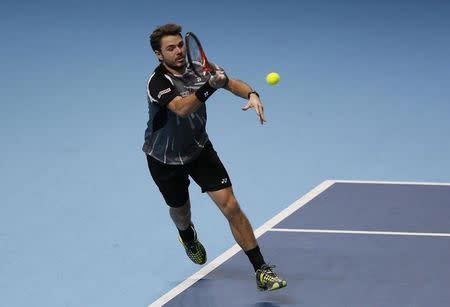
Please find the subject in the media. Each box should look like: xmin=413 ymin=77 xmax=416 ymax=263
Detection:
xmin=158 ymin=88 xmax=172 ymax=99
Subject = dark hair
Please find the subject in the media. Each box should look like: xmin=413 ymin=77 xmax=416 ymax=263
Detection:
xmin=150 ymin=23 xmax=182 ymax=51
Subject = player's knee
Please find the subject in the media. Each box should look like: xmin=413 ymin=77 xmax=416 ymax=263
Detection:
xmin=223 ymin=198 xmax=241 ymax=220
xmin=170 ymin=200 xmax=191 ymax=218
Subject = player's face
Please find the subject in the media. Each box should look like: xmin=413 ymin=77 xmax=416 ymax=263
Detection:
xmin=156 ymin=35 xmax=186 ymax=70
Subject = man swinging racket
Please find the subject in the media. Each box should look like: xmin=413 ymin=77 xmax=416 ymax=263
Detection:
xmin=143 ymin=23 xmax=287 ymax=291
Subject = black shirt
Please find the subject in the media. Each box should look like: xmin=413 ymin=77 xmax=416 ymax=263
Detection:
xmin=142 ymin=63 xmax=210 ymax=165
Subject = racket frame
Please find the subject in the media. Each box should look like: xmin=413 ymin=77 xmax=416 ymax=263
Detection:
xmin=185 ymin=32 xmax=216 ymax=77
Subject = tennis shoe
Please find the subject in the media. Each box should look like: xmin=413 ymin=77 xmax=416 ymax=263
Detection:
xmin=178 ymin=225 xmax=207 ymax=265
xmin=256 ymin=264 xmax=287 ymax=291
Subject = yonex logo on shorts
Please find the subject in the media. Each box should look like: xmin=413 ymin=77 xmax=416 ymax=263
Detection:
xmin=158 ymin=88 xmax=172 ymax=98
xmin=221 ymin=178 xmax=228 ymax=184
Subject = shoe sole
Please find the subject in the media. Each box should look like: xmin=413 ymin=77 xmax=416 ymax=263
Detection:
xmin=257 ymin=281 xmax=287 ymax=291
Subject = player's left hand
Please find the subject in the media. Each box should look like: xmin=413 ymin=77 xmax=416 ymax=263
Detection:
xmin=242 ymin=94 xmax=266 ymax=125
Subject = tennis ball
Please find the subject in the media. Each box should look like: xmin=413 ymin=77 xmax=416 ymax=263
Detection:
xmin=266 ymin=72 xmax=280 ymax=85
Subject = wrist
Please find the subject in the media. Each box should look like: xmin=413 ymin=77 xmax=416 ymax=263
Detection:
xmin=247 ymin=90 xmax=259 ymax=99
xmin=195 ymin=82 xmax=217 ymax=103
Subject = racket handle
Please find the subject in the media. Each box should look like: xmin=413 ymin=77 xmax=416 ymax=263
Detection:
xmin=205 ymin=62 xmax=216 ymax=75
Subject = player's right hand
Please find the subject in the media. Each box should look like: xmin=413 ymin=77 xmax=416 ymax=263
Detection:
xmin=208 ymin=67 xmax=228 ymax=89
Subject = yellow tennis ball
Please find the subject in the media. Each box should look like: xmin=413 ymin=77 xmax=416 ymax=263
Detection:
xmin=266 ymin=72 xmax=280 ymax=85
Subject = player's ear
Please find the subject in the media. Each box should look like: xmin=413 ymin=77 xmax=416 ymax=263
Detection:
xmin=155 ymin=50 xmax=163 ymax=61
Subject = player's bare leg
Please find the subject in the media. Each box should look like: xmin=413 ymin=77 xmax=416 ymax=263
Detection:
xmin=207 ymin=187 xmax=257 ymax=251
xmin=169 ymin=199 xmax=191 ymax=230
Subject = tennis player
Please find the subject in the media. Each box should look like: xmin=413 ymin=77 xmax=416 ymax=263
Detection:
xmin=143 ymin=23 xmax=286 ymax=291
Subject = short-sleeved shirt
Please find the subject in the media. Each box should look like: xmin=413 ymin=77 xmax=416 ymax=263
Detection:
xmin=142 ymin=63 xmax=210 ymax=165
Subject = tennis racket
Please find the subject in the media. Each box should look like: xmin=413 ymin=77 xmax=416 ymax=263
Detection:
xmin=185 ymin=32 xmax=216 ymax=77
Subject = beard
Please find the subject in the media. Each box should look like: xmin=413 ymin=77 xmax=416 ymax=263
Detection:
xmin=165 ymin=58 xmax=186 ymax=72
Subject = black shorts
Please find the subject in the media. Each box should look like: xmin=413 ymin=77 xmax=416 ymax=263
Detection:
xmin=146 ymin=141 xmax=232 ymax=207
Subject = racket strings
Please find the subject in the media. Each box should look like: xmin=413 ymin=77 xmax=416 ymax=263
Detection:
xmin=186 ymin=32 xmax=213 ymax=77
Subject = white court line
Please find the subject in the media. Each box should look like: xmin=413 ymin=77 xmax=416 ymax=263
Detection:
xmin=331 ymin=179 xmax=450 ymax=186
xmin=269 ymin=228 xmax=450 ymax=237
xmin=149 ymin=180 xmax=335 ymax=306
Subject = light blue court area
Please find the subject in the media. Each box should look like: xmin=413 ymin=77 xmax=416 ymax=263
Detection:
xmin=151 ymin=180 xmax=450 ymax=307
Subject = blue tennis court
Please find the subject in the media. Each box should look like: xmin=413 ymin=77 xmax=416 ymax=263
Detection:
xmin=150 ymin=180 xmax=450 ymax=306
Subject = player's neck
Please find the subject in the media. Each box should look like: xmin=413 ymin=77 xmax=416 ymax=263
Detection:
xmin=163 ymin=62 xmax=185 ymax=76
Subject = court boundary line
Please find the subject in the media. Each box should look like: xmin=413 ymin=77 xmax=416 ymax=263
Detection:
xmin=149 ymin=179 xmax=450 ymax=306
xmin=269 ymin=228 xmax=450 ymax=237
xmin=149 ymin=180 xmax=335 ymax=306
xmin=332 ymin=179 xmax=450 ymax=186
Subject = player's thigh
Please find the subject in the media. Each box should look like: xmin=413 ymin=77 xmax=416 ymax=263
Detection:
xmin=146 ymin=154 xmax=190 ymax=207
xmin=187 ymin=141 xmax=232 ymax=193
